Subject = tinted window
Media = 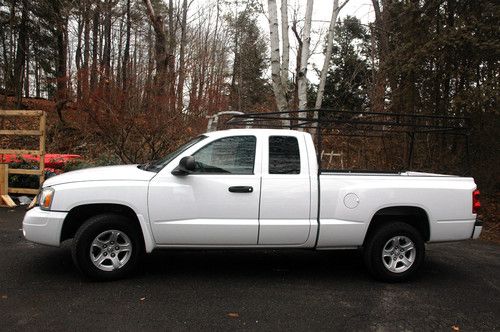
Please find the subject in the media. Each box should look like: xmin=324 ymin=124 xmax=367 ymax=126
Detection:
xmin=192 ymin=136 xmax=256 ymax=174
xmin=269 ymin=136 xmax=300 ymax=174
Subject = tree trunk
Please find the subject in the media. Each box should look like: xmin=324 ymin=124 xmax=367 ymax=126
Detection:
xmin=267 ymin=0 xmax=289 ymax=127
xmin=280 ymin=0 xmax=289 ymax=89
xmin=24 ymin=37 xmax=29 ymax=98
xmin=313 ymin=0 xmax=349 ymax=133
xmin=142 ymin=0 xmax=168 ymax=96
xmin=230 ymin=8 xmax=239 ymax=112
xmin=176 ymin=0 xmax=188 ymax=112
xmin=5 ymin=1 xmax=16 ymax=95
xmin=372 ymin=0 xmax=396 ymax=112
xmin=33 ymin=42 xmax=40 ymax=98
xmin=75 ymin=14 xmax=83 ymax=100
xmin=315 ymin=0 xmax=348 ymax=109
xmin=122 ymin=0 xmax=131 ymax=90
xmin=297 ymin=0 xmax=314 ymax=129
xmin=82 ymin=0 xmax=90 ymax=98
xmin=101 ymin=0 xmax=112 ymax=84
xmin=116 ymin=18 xmax=123 ymax=88
xmin=369 ymin=23 xmax=384 ymax=113
xmin=167 ymin=0 xmax=176 ymax=111
xmin=55 ymin=16 xmax=68 ymax=123
xmin=14 ymin=0 xmax=28 ymax=108
xmin=90 ymin=2 xmax=100 ymax=91
xmin=1 ymin=29 xmax=10 ymax=95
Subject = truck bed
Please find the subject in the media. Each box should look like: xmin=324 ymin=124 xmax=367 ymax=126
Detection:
xmin=316 ymin=173 xmax=476 ymax=248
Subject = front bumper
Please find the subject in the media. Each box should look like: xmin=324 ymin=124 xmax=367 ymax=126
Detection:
xmin=22 ymin=207 xmax=68 ymax=246
xmin=471 ymin=219 xmax=483 ymax=240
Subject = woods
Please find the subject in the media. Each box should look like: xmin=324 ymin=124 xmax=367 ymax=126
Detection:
xmin=0 ymin=0 xmax=498 ymax=193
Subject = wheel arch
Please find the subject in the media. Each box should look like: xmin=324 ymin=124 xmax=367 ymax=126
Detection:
xmin=364 ymin=206 xmax=430 ymax=246
xmin=61 ymin=203 xmax=147 ymax=250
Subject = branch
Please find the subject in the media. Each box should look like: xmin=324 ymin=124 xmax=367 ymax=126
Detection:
xmin=142 ymin=0 xmax=163 ymax=33
xmin=338 ymin=0 xmax=350 ymax=12
xmin=291 ymin=21 xmax=302 ymax=47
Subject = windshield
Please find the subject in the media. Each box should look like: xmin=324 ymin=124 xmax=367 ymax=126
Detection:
xmin=139 ymin=135 xmax=207 ymax=172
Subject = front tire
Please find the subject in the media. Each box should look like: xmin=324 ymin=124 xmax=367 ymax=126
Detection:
xmin=71 ymin=214 xmax=143 ymax=280
xmin=363 ymin=222 xmax=425 ymax=282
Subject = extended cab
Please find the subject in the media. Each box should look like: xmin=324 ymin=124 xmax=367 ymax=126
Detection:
xmin=23 ymin=129 xmax=482 ymax=281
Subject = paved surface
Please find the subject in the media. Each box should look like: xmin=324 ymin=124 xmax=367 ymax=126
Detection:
xmin=0 ymin=207 xmax=499 ymax=331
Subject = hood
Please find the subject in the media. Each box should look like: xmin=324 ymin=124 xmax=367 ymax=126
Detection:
xmin=43 ymin=165 xmax=156 ymax=187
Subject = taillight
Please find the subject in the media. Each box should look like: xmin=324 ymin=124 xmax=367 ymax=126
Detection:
xmin=472 ymin=189 xmax=481 ymax=214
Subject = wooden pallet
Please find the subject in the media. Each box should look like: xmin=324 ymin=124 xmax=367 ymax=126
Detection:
xmin=0 ymin=110 xmax=46 ymax=207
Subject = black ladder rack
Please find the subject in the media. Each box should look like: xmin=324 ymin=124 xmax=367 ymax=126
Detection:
xmin=226 ymin=109 xmax=471 ymax=174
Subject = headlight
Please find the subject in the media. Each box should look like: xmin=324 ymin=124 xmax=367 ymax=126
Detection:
xmin=38 ymin=187 xmax=55 ymax=210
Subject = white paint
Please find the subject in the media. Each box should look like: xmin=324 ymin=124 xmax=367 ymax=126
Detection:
xmin=22 ymin=208 xmax=67 ymax=246
xmin=23 ymin=128 xmax=480 ymax=253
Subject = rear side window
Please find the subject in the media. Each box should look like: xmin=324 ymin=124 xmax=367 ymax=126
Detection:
xmin=269 ymin=136 xmax=300 ymax=174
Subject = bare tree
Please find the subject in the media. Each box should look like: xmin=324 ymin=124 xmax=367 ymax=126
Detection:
xmin=51 ymin=0 xmax=70 ymax=123
xmin=297 ymin=0 xmax=313 ymax=128
xmin=308 ymin=0 xmax=350 ymax=134
xmin=142 ymin=0 xmax=168 ymax=95
xmin=176 ymin=0 xmax=188 ymax=112
xmin=102 ymin=0 xmax=111 ymax=77
xmin=371 ymin=0 xmax=396 ymax=113
xmin=280 ymin=0 xmax=289 ymax=89
xmin=314 ymin=0 xmax=349 ymax=110
xmin=268 ymin=0 xmax=289 ymax=126
xmin=14 ymin=0 xmax=28 ymax=107
xmin=167 ymin=0 xmax=176 ymax=110
xmin=82 ymin=0 xmax=91 ymax=97
xmin=90 ymin=1 xmax=100 ymax=91
xmin=122 ymin=0 xmax=131 ymax=90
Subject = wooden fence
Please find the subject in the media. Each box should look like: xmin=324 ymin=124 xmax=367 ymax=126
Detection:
xmin=0 ymin=110 xmax=46 ymax=207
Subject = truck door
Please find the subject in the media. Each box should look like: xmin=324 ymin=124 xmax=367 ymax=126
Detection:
xmin=258 ymin=135 xmax=312 ymax=245
xmin=148 ymin=135 xmax=261 ymax=245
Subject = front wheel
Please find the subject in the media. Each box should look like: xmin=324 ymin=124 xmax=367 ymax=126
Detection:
xmin=363 ymin=222 xmax=425 ymax=282
xmin=71 ymin=214 xmax=143 ymax=280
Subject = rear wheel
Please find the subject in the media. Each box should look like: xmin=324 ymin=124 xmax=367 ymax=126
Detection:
xmin=363 ymin=222 xmax=424 ymax=282
xmin=71 ymin=214 xmax=143 ymax=280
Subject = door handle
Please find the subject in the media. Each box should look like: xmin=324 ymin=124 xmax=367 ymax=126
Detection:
xmin=228 ymin=186 xmax=253 ymax=193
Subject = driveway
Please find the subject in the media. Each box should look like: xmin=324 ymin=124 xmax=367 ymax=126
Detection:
xmin=1 ymin=207 xmax=499 ymax=331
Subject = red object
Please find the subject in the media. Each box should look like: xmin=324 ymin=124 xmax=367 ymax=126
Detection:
xmin=1 ymin=154 xmax=81 ymax=170
xmin=472 ymin=189 xmax=481 ymax=214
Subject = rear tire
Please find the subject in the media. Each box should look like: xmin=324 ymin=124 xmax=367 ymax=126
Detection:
xmin=363 ymin=222 xmax=424 ymax=282
xmin=71 ymin=214 xmax=143 ymax=281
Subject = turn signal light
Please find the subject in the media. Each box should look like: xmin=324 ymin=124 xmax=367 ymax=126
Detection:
xmin=472 ymin=189 xmax=481 ymax=214
xmin=39 ymin=187 xmax=55 ymax=211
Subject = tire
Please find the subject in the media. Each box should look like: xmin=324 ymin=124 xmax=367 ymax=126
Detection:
xmin=363 ymin=222 xmax=424 ymax=282
xmin=71 ymin=214 xmax=143 ymax=281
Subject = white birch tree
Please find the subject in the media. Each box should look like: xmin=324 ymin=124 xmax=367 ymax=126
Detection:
xmin=311 ymin=0 xmax=349 ymax=134
xmin=280 ymin=0 xmax=289 ymax=88
xmin=315 ymin=0 xmax=350 ymax=110
xmin=296 ymin=0 xmax=314 ymax=129
xmin=268 ymin=0 xmax=289 ymax=126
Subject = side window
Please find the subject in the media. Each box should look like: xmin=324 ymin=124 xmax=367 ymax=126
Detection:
xmin=269 ymin=136 xmax=300 ymax=174
xmin=192 ymin=136 xmax=256 ymax=174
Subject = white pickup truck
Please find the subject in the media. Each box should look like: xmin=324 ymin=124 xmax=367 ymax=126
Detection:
xmin=23 ymin=129 xmax=482 ymax=281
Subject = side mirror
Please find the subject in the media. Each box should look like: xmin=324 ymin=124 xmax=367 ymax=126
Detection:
xmin=171 ymin=156 xmax=196 ymax=175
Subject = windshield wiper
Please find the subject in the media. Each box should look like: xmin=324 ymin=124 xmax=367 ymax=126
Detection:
xmin=146 ymin=164 xmax=161 ymax=172
xmin=137 ymin=162 xmax=150 ymax=171
xmin=137 ymin=162 xmax=161 ymax=173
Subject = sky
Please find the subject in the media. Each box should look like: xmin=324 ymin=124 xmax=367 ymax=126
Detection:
xmin=256 ymin=0 xmax=375 ymax=83
xmin=189 ymin=0 xmax=376 ymax=84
